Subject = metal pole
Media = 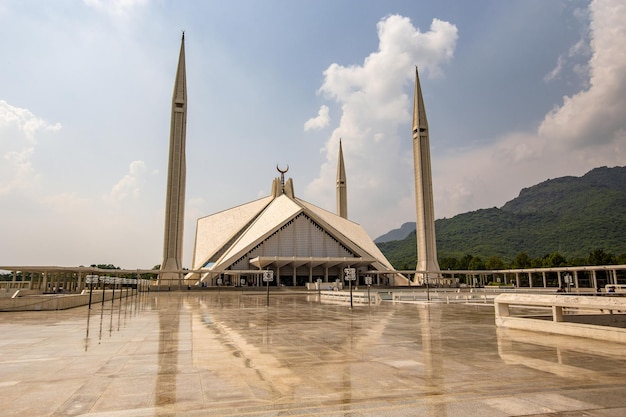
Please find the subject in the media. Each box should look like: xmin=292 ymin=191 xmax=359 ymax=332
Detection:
xmin=88 ymin=277 xmax=94 ymax=309
xmin=101 ymin=278 xmax=106 ymax=306
xmin=349 ymin=277 xmax=353 ymax=309
xmin=266 ymin=278 xmax=270 ymax=307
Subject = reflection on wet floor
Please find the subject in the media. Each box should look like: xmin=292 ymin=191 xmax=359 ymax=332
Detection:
xmin=83 ymin=284 xmax=149 ymax=351
xmin=1 ymin=291 xmax=626 ymax=416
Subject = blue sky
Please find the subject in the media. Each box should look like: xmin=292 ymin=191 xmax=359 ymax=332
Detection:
xmin=2 ymin=0 xmax=625 ymax=269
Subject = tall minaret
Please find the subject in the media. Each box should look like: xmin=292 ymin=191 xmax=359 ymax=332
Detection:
xmin=161 ymin=33 xmax=187 ymax=282
xmin=412 ymin=67 xmax=440 ymax=280
xmin=336 ymin=139 xmax=347 ymax=218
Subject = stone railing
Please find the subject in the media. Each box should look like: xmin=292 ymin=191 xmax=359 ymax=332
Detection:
xmin=320 ymin=290 xmax=381 ymax=304
xmin=0 ymin=290 xmax=129 ymax=311
xmin=494 ymin=293 xmax=626 ymax=343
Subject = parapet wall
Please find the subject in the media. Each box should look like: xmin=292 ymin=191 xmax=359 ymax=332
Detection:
xmin=0 ymin=290 xmax=122 ymax=311
xmin=494 ymin=293 xmax=626 ymax=343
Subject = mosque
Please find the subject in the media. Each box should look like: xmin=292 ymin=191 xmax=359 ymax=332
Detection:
xmin=188 ymin=150 xmax=406 ymax=287
xmin=161 ymin=34 xmax=437 ymax=288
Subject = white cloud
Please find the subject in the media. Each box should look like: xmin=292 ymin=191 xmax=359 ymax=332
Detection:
xmin=539 ymin=0 xmax=626 ymax=148
xmin=304 ymin=105 xmax=330 ymax=131
xmin=304 ymin=14 xmax=458 ymax=237
xmin=544 ymin=12 xmax=591 ymax=83
xmin=104 ymin=160 xmax=147 ymax=203
xmin=0 ymin=100 xmax=61 ymax=195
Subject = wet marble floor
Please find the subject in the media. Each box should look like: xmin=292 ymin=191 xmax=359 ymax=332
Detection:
xmin=1 ymin=291 xmax=626 ymax=416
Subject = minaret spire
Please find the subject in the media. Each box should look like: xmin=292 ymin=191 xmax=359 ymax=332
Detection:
xmin=336 ymin=139 xmax=348 ymax=219
xmin=161 ymin=33 xmax=187 ymax=285
xmin=412 ymin=67 xmax=440 ymax=282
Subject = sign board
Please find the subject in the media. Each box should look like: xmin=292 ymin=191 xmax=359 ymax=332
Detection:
xmin=344 ymin=268 xmax=356 ymax=281
xmin=217 ymin=278 xmax=223 ymax=285
xmin=365 ymin=276 xmax=372 ymax=285
xmin=240 ymin=278 xmax=246 ymax=286
xmin=263 ymin=270 xmax=274 ymax=282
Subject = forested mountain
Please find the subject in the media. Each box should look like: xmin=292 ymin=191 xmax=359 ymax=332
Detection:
xmin=376 ymin=166 xmax=626 ymax=269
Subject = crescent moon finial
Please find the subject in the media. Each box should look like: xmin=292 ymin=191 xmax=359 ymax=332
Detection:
xmin=276 ymin=164 xmax=289 ymax=174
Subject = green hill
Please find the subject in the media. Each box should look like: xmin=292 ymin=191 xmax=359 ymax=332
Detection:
xmin=376 ymin=166 xmax=626 ymax=269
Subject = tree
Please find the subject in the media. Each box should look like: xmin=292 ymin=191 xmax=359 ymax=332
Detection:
xmin=486 ymin=256 xmax=505 ymax=270
xmin=543 ymin=252 xmax=567 ymax=268
xmin=512 ymin=252 xmax=531 ymax=269
xmin=588 ymin=249 xmax=616 ymax=265
xmin=456 ymin=254 xmax=474 ymax=270
xmin=468 ymin=256 xmax=485 ymax=270
xmin=90 ymin=264 xmax=121 ymax=270
xmin=439 ymin=257 xmax=458 ymax=270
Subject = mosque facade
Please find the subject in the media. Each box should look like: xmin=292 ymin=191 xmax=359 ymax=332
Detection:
xmin=188 ymin=167 xmax=406 ymax=287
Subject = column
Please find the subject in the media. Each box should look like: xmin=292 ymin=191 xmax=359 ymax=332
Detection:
xmin=591 ymin=270 xmax=598 ymax=290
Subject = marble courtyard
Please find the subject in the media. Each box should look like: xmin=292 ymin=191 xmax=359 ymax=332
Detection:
xmin=1 ymin=291 xmax=626 ymax=416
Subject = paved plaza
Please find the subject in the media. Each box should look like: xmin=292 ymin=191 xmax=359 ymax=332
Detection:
xmin=1 ymin=291 xmax=626 ymax=416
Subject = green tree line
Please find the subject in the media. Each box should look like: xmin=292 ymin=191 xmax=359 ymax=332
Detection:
xmin=391 ymin=248 xmax=626 ymax=272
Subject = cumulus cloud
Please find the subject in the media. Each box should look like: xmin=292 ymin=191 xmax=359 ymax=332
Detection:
xmin=304 ymin=105 xmax=330 ymax=131
xmin=105 ymin=160 xmax=148 ymax=203
xmin=539 ymin=0 xmax=626 ymax=147
xmin=304 ymin=14 xmax=458 ymax=236
xmin=0 ymin=100 xmax=61 ymax=195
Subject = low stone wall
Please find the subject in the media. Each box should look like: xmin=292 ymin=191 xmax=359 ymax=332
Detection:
xmin=494 ymin=293 xmax=626 ymax=343
xmin=320 ymin=290 xmax=380 ymax=304
xmin=0 ymin=290 xmax=123 ymax=311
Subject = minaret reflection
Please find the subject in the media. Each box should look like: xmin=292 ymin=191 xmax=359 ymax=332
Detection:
xmin=155 ymin=294 xmax=181 ymax=407
xmin=418 ymin=304 xmax=447 ymax=417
